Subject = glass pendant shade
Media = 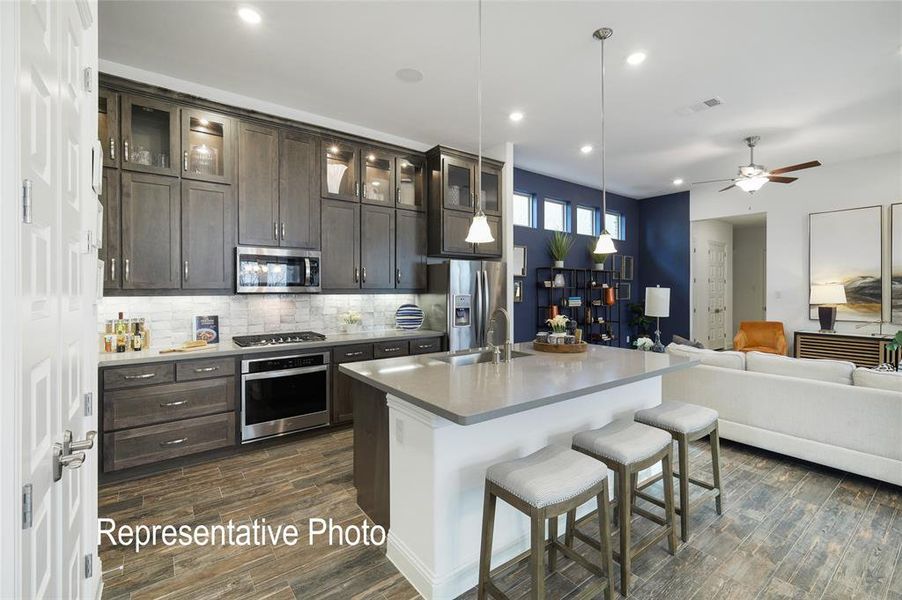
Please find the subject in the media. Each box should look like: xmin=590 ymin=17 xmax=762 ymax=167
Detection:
xmin=594 ymin=230 xmax=617 ymax=255
xmin=735 ymin=176 xmax=769 ymax=193
xmin=465 ymin=211 xmax=494 ymax=243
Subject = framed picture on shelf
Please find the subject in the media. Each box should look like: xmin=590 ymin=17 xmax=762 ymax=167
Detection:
xmin=513 ymin=279 xmax=523 ymax=303
xmin=621 ymin=255 xmax=634 ymax=280
xmin=616 ymin=283 xmax=631 ymax=301
xmin=513 ymin=245 xmax=527 ymax=277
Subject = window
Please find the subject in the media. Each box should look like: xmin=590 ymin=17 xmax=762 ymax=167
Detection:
xmin=513 ymin=192 xmax=534 ymax=227
xmin=605 ymin=211 xmax=625 ymax=240
xmin=543 ymin=198 xmax=569 ymax=232
xmin=575 ymin=206 xmax=597 ymax=236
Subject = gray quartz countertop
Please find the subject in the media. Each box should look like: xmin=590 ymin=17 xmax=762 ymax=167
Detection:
xmin=339 ymin=343 xmax=698 ymax=425
xmin=97 ymin=329 xmax=444 ymax=367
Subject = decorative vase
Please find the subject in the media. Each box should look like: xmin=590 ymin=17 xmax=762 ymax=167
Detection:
xmin=604 ymin=287 xmax=616 ymax=306
xmin=552 ymin=273 xmax=566 ymax=288
xmin=549 ymin=332 xmax=567 ymax=344
xmin=548 ymin=306 xmax=559 ymax=319
xmin=554 ymin=260 xmax=565 ymax=268
xmin=594 ymin=262 xmax=605 ymax=271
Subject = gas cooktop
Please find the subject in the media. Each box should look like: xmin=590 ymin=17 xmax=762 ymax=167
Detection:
xmin=232 ymin=331 xmax=327 ymax=348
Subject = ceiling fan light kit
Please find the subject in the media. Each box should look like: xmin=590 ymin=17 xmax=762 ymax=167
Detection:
xmin=696 ymin=135 xmax=821 ymax=194
xmin=465 ymin=0 xmax=495 ymax=245
xmin=593 ymin=27 xmax=618 ymax=257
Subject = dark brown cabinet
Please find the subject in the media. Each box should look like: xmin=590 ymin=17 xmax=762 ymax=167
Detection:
xmin=322 ymin=140 xmax=359 ymax=202
xmin=120 ymin=172 xmax=181 ymax=289
xmin=362 ymin=149 xmax=395 ymax=206
xmin=442 ymin=155 xmax=475 ymax=212
xmin=361 ymin=205 xmax=395 ymax=289
xmin=120 ymin=94 xmax=179 ymax=177
xmin=98 ymin=89 xmax=119 ymax=168
xmin=180 ymin=108 xmax=235 ymax=184
xmin=395 ymin=210 xmax=426 ymax=290
xmin=441 ymin=210 xmax=477 ymax=255
xmin=237 ymin=121 xmax=279 ymax=246
xmin=476 ymin=215 xmax=502 ymax=256
xmin=396 ymin=155 xmax=425 ymax=211
xmin=331 ymin=365 xmax=354 ymax=424
xmin=100 ymin=168 xmax=121 ymax=289
xmin=480 ymin=163 xmax=502 ymax=216
xmin=321 ymin=198 xmax=360 ymax=290
xmin=181 ymin=181 xmax=235 ymax=290
xmin=279 ymin=130 xmax=320 ymax=249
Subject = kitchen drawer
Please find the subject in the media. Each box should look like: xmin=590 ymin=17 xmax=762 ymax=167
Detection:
xmin=104 ymin=377 xmax=235 ymax=431
xmin=410 ymin=338 xmax=442 ymax=355
xmin=373 ymin=340 xmax=409 ymax=359
xmin=176 ymin=357 xmax=236 ymax=382
xmin=333 ymin=343 xmax=374 ymax=364
xmin=103 ymin=362 xmax=175 ymax=390
xmin=103 ymin=412 xmax=236 ymax=472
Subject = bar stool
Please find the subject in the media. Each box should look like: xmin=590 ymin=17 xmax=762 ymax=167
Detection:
xmin=569 ymin=420 xmax=678 ymax=596
xmin=634 ymin=401 xmax=723 ymax=542
xmin=478 ymin=445 xmax=616 ymax=600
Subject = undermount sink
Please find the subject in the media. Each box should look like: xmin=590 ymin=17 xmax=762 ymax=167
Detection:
xmin=437 ymin=349 xmax=531 ymax=367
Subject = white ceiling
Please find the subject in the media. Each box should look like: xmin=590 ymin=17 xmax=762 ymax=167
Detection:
xmin=99 ymin=1 xmax=901 ymax=199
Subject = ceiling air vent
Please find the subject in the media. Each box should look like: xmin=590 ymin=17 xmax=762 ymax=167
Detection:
xmin=676 ymin=96 xmax=725 ymax=116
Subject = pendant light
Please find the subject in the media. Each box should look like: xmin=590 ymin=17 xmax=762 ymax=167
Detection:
xmin=465 ymin=0 xmax=495 ymax=244
xmin=593 ymin=27 xmax=617 ymax=256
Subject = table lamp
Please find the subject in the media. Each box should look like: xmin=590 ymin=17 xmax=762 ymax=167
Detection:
xmin=810 ymin=284 xmax=847 ymax=332
xmin=645 ymin=286 xmax=671 ymax=353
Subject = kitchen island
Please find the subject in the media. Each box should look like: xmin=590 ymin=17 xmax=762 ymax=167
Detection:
xmin=340 ymin=343 xmax=696 ymax=599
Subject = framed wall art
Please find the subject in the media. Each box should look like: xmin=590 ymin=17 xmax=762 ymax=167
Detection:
xmin=893 ymin=203 xmax=902 ymax=323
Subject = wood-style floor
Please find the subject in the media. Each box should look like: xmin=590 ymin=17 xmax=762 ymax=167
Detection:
xmin=99 ymin=427 xmax=902 ymax=600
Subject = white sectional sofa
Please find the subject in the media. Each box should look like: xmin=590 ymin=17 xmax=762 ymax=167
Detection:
xmin=661 ymin=343 xmax=902 ymax=486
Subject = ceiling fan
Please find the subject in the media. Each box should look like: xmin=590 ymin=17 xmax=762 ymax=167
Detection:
xmin=693 ymin=136 xmax=821 ymax=193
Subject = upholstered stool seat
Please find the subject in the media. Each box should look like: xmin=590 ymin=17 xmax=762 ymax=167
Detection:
xmin=478 ymin=445 xmax=615 ymax=599
xmin=569 ymin=420 xmax=678 ymax=596
xmin=634 ymin=400 xmax=717 ymax=435
xmin=634 ymin=401 xmax=724 ymax=543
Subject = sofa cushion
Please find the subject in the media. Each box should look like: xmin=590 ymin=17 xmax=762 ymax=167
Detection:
xmin=672 ymin=334 xmax=704 ymax=349
xmin=665 ymin=343 xmax=746 ymax=370
xmin=746 ymin=351 xmax=854 ymax=385
xmin=853 ymin=367 xmax=902 ymax=392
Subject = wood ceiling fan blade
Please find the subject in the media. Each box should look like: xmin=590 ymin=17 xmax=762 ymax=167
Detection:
xmin=767 ymin=175 xmax=798 ymax=183
xmin=768 ymin=160 xmax=821 ymax=175
xmin=718 ymin=184 xmax=736 ymax=192
xmin=691 ymin=178 xmax=734 ymax=185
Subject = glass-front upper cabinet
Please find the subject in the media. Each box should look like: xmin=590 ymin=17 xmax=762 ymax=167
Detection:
xmin=361 ymin=149 xmax=394 ymax=206
xmin=180 ymin=109 xmax=234 ymax=184
xmin=442 ymin=155 xmax=474 ymax=212
xmin=321 ymin=141 xmax=359 ymax=202
xmin=121 ymin=94 xmax=179 ymax=176
xmin=396 ymin=155 xmax=425 ymax=211
xmin=480 ymin=164 xmax=502 ymax=215
xmin=98 ymin=89 xmax=119 ymax=168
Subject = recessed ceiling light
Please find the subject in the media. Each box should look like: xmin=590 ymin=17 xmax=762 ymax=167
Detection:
xmin=395 ymin=68 xmax=424 ymax=83
xmin=673 ymin=178 xmax=684 ymax=186
xmin=580 ymin=144 xmax=593 ymax=154
xmin=508 ymin=111 xmax=524 ymax=122
xmin=237 ymin=6 xmax=262 ymax=24
xmin=626 ymin=51 xmax=647 ymax=66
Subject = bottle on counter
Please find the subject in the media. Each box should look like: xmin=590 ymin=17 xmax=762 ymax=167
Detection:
xmin=115 ymin=312 xmax=127 ymax=353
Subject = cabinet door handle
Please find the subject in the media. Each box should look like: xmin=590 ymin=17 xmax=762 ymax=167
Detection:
xmin=281 ymin=222 xmax=286 ymax=240
xmin=183 ymin=151 xmax=189 ymax=171
xmin=110 ymin=258 xmax=116 ymax=281
xmin=354 ymin=268 xmax=359 ymax=283
xmin=361 ymin=267 xmax=366 ymax=283
xmin=273 ymin=221 xmax=278 ymax=240
xmin=159 ymin=437 xmax=187 ymax=447
xmin=355 ymin=180 xmax=360 ymax=198
xmin=396 ymin=188 xmax=400 ymax=203
xmin=109 ymin=137 xmax=116 ymax=160
xmin=123 ymin=139 xmax=129 ymax=162
xmin=184 ymin=260 xmax=189 ymax=281
xmin=396 ymin=268 xmax=401 ymax=284
xmin=124 ymin=258 xmax=130 ymax=282
xmin=193 ymin=366 xmax=219 ymax=373
xmin=160 ymin=400 xmax=188 ymax=407
xmin=123 ymin=372 xmax=155 ymax=380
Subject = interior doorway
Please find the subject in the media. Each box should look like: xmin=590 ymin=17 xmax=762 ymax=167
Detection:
xmin=732 ymin=216 xmax=767 ymax=326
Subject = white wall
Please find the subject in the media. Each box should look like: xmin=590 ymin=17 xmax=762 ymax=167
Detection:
xmin=691 ymin=220 xmax=733 ymax=348
xmin=733 ymin=225 xmax=767 ymax=324
xmin=691 ymin=152 xmax=902 ymax=340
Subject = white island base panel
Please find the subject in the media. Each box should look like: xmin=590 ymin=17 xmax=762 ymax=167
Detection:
xmin=385 ymin=376 xmax=663 ymax=600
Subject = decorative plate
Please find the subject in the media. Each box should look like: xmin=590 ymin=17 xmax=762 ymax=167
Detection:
xmin=395 ymin=304 xmax=425 ymax=330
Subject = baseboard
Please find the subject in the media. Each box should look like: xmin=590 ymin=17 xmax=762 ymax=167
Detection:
xmin=718 ymin=419 xmax=902 ymax=486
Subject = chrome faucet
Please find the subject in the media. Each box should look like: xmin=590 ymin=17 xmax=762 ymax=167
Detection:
xmin=486 ymin=307 xmax=513 ymax=364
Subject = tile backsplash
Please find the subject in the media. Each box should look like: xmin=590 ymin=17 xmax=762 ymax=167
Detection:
xmin=98 ymin=294 xmax=419 ymax=349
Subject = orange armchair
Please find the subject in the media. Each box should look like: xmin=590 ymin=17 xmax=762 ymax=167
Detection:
xmin=733 ymin=321 xmax=787 ymax=355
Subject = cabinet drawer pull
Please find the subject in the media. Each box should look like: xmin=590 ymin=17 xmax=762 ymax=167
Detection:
xmin=110 ymin=258 xmax=116 ymax=280
xmin=159 ymin=437 xmax=187 ymax=447
xmin=383 ymin=347 xmax=400 ymax=352
xmin=193 ymin=366 xmax=219 ymax=373
xmin=109 ymin=137 xmax=116 ymax=160
xmin=160 ymin=400 xmax=188 ymax=407
xmin=418 ymin=344 xmax=434 ymax=349
xmin=123 ymin=372 xmax=156 ymax=380
xmin=183 ymin=150 xmax=189 ymax=171
xmin=345 ymin=351 xmax=363 ymax=357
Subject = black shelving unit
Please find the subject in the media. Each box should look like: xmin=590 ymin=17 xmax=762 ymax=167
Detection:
xmin=535 ymin=266 xmax=621 ymax=346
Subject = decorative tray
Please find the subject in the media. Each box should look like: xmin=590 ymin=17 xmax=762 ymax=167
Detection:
xmin=532 ymin=340 xmax=588 ymax=353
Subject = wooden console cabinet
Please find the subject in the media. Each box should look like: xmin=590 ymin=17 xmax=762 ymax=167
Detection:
xmin=794 ymin=330 xmax=899 ymax=368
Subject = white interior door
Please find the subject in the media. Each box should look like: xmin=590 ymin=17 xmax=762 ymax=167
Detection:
xmin=707 ymin=240 xmax=727 ymax=349
xmin=17 ymin=0 xmax=99 ymax=598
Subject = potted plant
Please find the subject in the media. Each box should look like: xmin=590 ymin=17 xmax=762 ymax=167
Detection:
xmin=547 ymin=231 xmax=573 ymax=268
xmin=887 ymin=330 xmax=902 ymax=352
xmin=633 ymin=336 xmax=654 ymax=351
xmin=546 ymin=314 xmax=570 ymax=342
xmin=589 ymin=243 xmax=608 ymax=271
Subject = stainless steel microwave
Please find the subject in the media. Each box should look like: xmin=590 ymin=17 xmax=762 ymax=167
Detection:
xmin=236 ymin=247 xmax=321 ymax=293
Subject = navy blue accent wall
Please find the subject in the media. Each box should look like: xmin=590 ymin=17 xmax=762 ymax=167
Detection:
xmin=637 ymin=191 xmax=691 ymax=344
xmin=512 ymin=168 xmax=640 ymax=346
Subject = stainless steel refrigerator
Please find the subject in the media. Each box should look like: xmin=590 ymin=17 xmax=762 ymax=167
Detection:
xmin=421 ymin=260 xmax=507 ymax=352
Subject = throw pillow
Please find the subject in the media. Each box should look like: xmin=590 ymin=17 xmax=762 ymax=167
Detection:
xmin=672 ymin=334 xmax=704 ymax=349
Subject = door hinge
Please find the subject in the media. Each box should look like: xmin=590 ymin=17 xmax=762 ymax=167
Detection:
xmin=22 ymin=179 xmax=33 ymax=224
xmin=84 ymin=553 xmax=93 ymax=579
xmin=83 ymin=67 xmax=93 ymax=93
xmin=84 ymin=392 xmax=93 ymax=417
xmin=22 ymin=484 xmax=32 ymax=529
